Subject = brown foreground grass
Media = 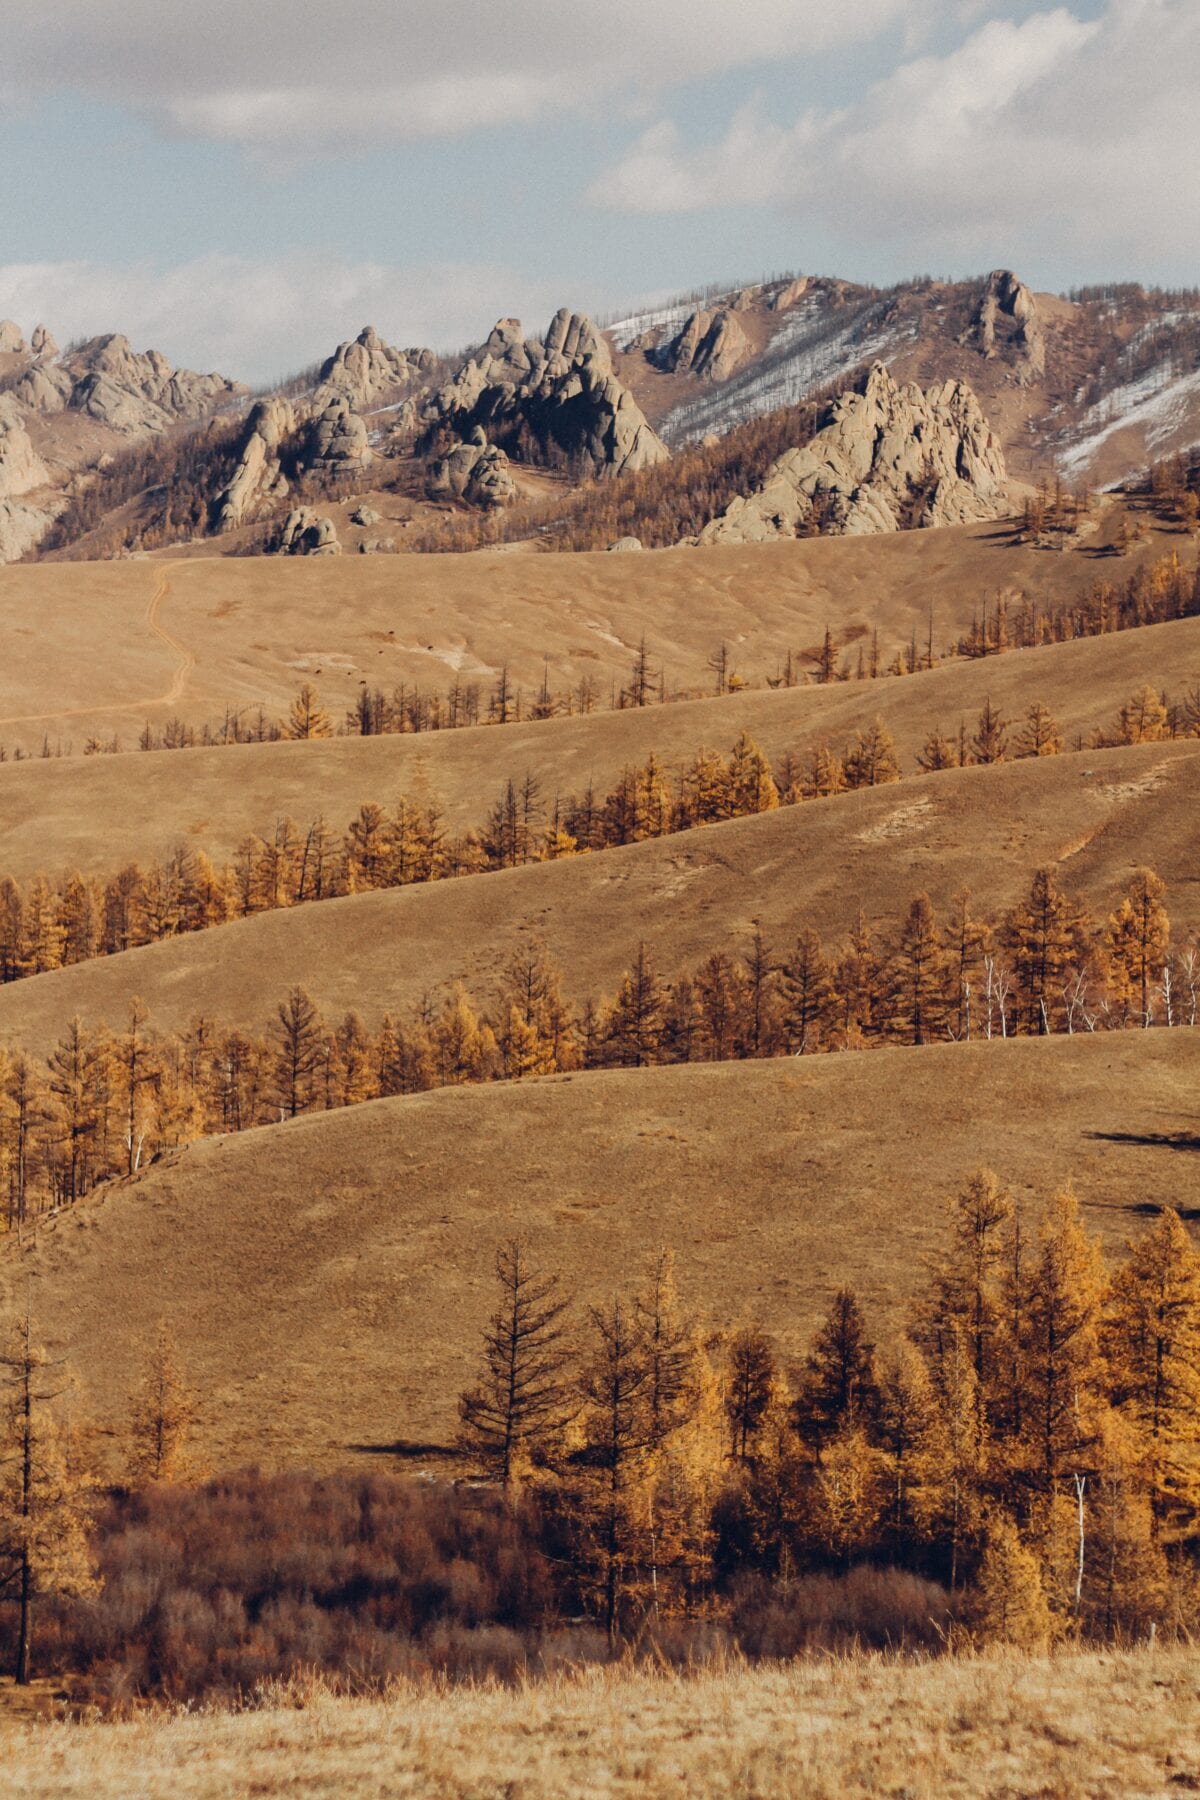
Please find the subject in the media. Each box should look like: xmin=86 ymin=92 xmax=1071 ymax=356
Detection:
xmin=4 ymin=1650 xmax=1198 ymax=1799
xmin=0 ymin=517 xmax=1186 ymax=749
xmin=4 ymin=1033 xmax=1195 ymax=1471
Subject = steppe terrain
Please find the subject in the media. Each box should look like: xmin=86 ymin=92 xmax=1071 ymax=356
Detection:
xmin=9 ymin=1034 xmax=1196 ymax=1469
xmin=4 ymin=1650 xmax=1198 ymax=1800
xmin=0 ymin=510 xmax=1181 ymax=752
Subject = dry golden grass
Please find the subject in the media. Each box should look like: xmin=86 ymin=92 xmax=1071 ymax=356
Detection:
xmin=0 ymin=608 xmax=1196 ymax=885
xmin=0 ymin=516 xmax=1186 ymax=750
xmin=4 ymin=1649 xmax=1198 ymax=1798
xmin=2 ymin=739 xmax=1195 ymax=1046
xmin=4 ymin=1034 xmax=1195 ymax=1471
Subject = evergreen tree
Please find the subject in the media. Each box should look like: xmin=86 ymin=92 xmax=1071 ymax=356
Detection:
xmin=128 ymin=1322 xmax=196 ymax=1485
xmin=284 ymin=682 xmax=333 ymax=740
xmin=457 ymin=1240 xmax=574 ymax=1487
xmin=975 ymin=1512 xmax=1053 ymax=1648
xmin=605 ymin=944 xmax=666 ymax=1067
xmin=1106 ymin=867 xmax=1170 ymax=1025
xmin=1015 ymin=701 xmax=1064 ymax=758
xmin=725 ymin=1327 xmax=777 ymax=1463
xmin=271 ymin=987 xmax=324 ymax=1117
xmin=970 ymin=697 xmax=1008 ymax=765
xmin=795 ymin=1289 xmax=880 ymax=1449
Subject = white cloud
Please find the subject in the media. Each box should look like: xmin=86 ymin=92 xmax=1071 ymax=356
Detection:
xmin=1 ymin=1 xmax=909 ymax=152
xmin=591 ymin=0 xmax=1200 ymax=272
xmin=0 ymin=254 xmax=570 ymax=384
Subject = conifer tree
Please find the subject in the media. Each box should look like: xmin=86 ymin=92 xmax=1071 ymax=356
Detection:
xmin=779 ymin=929 xmax=833 ymax=1054
xmin=876 ymin=1338 xmax=943 ymax=1552
xmin=605 ymin=944 xmax=665 ymax=1067
xmin=128 ymin=1322 xmax=196 ymax=1485
xmin=890 ymin=892 xmax=947 ymax=1046
xmin=1022 ymin=1183 xmax=1106 ymax=1494
xmin=1104 ymin=1208 xmax=1200 ymax=1536
xmin=970 ymin=697 xmax=1008 ymax=765
xmin=0 ymin=1313 xmax=99 ymax=1684
xmin=727 ymin=732 xmax=780 ymax=814
xmin=1116 ymin=683 xmax=1169 ymax=744
xmin=457 ymin=1241 xmax=573 ymax=1488
xmin=795 ymin=1289 xmax=880 ymax=1449
xmin=1106 ymin=867 xmax=1170 ymax=1025
xmin=843 ymin=719 xmax=900 ymax=788
xmin=271 ymin=987 xmax=324 ymax=1117
xmin=284 ymin=682 xmax=333 ymax=740
xmin=1015 ymin=700 xmax=1064 ymax=758
xmin=725 ymin=1327 xmax=777 ymax=1463
xmin=975 ymin=1512 xmax=1053 ymax=1648
xmin=1004 ymin=867 xmax=1083 ymax=1034
xmin=916 ymin=725 xmax=956 ymax=772
xmin=574 ymin=1296 xmax=654 ymax=1639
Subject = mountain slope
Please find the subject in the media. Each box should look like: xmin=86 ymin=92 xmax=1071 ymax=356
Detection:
xmin=5 ymin=1034 xmax=1195 ymax=1470
xmin=2 ymin=740 xmax=1195 ymax=1046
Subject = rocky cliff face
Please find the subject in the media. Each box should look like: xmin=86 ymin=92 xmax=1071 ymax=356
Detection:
xmin=969 ymin=270 xmax=1045 ymax=385
xmin=659 ymin=307 xmax=752 ymax=381
xmin=313 ymin=326 xmax=436 ymax=411
xmin=12 ymin=333 xmax=244 ymax=433
xmin=697 ymin=363 xmax=1010 ymax=544
xmin=426 ymin=308 xmax=668 ymax=480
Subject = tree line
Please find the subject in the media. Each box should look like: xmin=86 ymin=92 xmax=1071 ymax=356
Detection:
xmin=1 ymin=865 xmax=1193 ymax=1228
xmin=453 ymin=1181 xmax=1200 ymax=1645
xmin=2 ymin=686 xmax=1192 ymax=986
xmin=4 ymin=1170 xmax=1198 ymax=1688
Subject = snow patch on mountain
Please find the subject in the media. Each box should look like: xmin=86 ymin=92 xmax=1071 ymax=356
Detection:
xmin=1059 ymin=363 xmax=1200 ymax=483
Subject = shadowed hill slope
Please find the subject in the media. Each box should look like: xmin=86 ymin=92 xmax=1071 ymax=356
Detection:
xmin=1 ymin=741 xmax=1196 ymax=1046
xmin=2 ymin=615 xmax=1197 ymax=884
xmin=4 ymin=1034 xmax=1195 ymax=1470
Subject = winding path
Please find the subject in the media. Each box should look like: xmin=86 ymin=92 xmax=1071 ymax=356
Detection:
xmin=0 ymin=561 xmax=193 ymax=729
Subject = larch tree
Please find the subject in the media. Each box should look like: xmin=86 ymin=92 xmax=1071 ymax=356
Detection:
xmin=457 ymin=1240 xmax=574 ymax=1488
xmin=727 ymin=732 xmax=780 ymax=815
xmin=974 ymin=1511 xmax=1053 ymax=1649
xmin=1016 ymin=700 xmax=1064 ymax=758
xmin=780 ymin=929 xmax=834 ymax=1054
xmin=970 ymin=697 xmax=1009 ymax=765
xmin=1106 ymin=867 xmax=1170 ymax=1025
xmin=574 ymin=1296 xmax=655 ymax=1640
xmin=724 ymin=1326 xmax=777 ymax=1464
xmin=0 ymin=1312 xmax=98 ymax=1684
xmin=1103 ymin=1208 xmax=1200 ymax=1537
xmin=271 ymin=986 xmax=324 ymax=1118
xmin=284 ymin=682 xmax=334 ymax=740
xmin=1004 ymin=867 xmax=1083 ymax=1035
xmin=1116 ymin=683 xmax=1169 ymax=745
xmin=890 ymin=892 xmax=947 ymax=1047
xmin=843 ymin=718 xmax=900 ymax=788
xmin=1021 ymin=1183 xmax=1106 ymax=1496
xmin=795 ymin=1288 xmax=880 ymax=1450
xmin=128 ymin=1321 xmax=197 ymax=1485
xmin=605 ymin=944 xmax=666 ymax=1067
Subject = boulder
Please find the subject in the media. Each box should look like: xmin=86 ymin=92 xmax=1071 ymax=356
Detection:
xmin=14 ymin=364 xmax=72 ymax=413
xmin=697 ymin=363 xmax=1009 ymax=545
xmin=0 ymin=321 xmax=27 ymax=355
xmin=307 ymin=398 xmax=372 ymax=477
xmin=350 ymin=503 xmax=381 ymax=526
xmin=0 ymin=497 xmax=61 ymax=564
xmin=30 ymin=324 xmax=58 ymax=359
xmin=428 ymin=428 xmax=518 ymax=508
xmin=607 ymin=536 xmax=643 ymax=552
xmin=276 ymin=508 xmax=340 ymax=555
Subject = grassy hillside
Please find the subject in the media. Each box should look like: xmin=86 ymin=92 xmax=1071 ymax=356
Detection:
xmin=1 ymin=613 xmax=1197 ymax=884
xmin=4 ymin=1650 xmax=1196 ymax=1799
xmin=1 ymin=740 xmax=1195 ymax=1044
xmin=0 ymin=516 xmax=1188 ymax=752
xmin=3 ymin=1033 xmax=1194 ymax=1471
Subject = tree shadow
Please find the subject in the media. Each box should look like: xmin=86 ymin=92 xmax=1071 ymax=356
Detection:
xmin=346 ymin=1439 xmax=457 ymax=1461
xmin=1085 ymin=1129 xmax=1200 ymax=1154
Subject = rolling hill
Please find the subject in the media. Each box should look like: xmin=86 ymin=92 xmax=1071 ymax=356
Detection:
xmin=0 ymin=511 xmax=1189 ymax=757
xmin=0 ymin=739 xmax=1195 ymax=1047
xmin=3 ymin=1033 xmax=1195 ymax=1471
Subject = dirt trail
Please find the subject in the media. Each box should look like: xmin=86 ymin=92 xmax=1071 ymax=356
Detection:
xmin=0 ymin=562 xmax=192 ymax=728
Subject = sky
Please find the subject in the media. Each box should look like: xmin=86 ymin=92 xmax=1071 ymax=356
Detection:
xmin=0 ymin=0 xmax=1194 ymax=384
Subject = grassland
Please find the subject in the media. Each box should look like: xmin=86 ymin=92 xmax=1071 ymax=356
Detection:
xmin=4 ymin=1650 xmax=1198 ymax=1798
xmin=0 ymin=609 xmax=1196 ymax=884
xmin=0 ymin=514 xmax=1186 ymax=751
xmin=4 ymin=1033 xmax=1194 ymax=1471
xmin=1 ymin=738 xmax=1194 ymax=1047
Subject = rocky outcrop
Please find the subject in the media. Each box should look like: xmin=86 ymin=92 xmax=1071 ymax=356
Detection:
xmin=970 ymin=270 xmax=1045 ymax=384
xmin=307 ymin=398 xmax=371 ymax=478
xmin=428 ymin=426 xmax=517 ymax=508
xmin=313 ymin=326 xmax=436 ymax=411
xmin=213 ymin=397 xmax=297 ymax=532
xmin=697 ymin=363 xmax=1009 ymax=545
xmin=426 ymin=308 xmax=668 ymax=481
xmin=0 ymin=499 xmax=58 ymax=564
xmin=608 ymin=536 xmax=643 ymax=552
xmin=661 ymin=308 xmax=751 ymax=381
xmin=30 ymin=324 xmax=57 ymax=359
xmin=769 ymin=277 xmax=810 ymax=312
xmin=0 ymin=397 xmax=50 ymax=500
xmin=0 ymin=321 xmax=27 ymax=355
xmin=14 ymin=332 xmax=243 ymax=433
xmin=276 ymin=508 xmax=339 ymax=555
